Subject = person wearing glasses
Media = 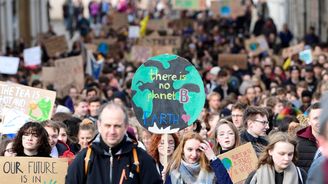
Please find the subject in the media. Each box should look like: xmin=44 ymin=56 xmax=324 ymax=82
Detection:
xmin=0 ymin=139 xmax=16 ymax=156
xmin=12 ymin=122 xmax=52 ymax=157
xmin=240 ymin=106 xmax=270 ymax=156
xmin=231 ymin=102 xmax=248 ymax=132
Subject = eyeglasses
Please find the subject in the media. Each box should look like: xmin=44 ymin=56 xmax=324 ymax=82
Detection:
xmin=231 ymin=114 xmax=243 ymax=118
xmin=254 ymin=119 xmax=269 ymax=125
xmin=5 ymin=148 xmax=14 ymax=153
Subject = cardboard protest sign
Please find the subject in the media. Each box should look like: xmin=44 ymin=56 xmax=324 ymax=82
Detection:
xmin=218 ymin=143 xmax=258 ymax=183
xmin=23 ymin=47 xmax=42 ymax=66
xmin=129 ymin=26 xmax=140 ymax=38
xmin=299 ymin=49 xmax=312 ymax=64
xmin=147 ymin=19 xmax=168 ymax=31
xmin=93 ymin=38 xmax=117 ymax=46
xmin=0 ymin=107 xmax=30 ymax=134
xmin=138 ymin=35 xmax=181 ymax=48
xmin=43 ymin=35 xmax=69 ymax=57
xmin=172 ymin=0 xmax=207 ymax=10
xmin=245 ymin=35 xmax=269 ymax=55
xmin=54 ymin=56 xmax=84 ymax=98
xmin=218 ymin=54 xmax=248 ymax=70
xmin=0 ymin=56 xmax=19 ymax=74
xmin=211 ymin=0 xmax=245 ymax=17
xmin=40 ymin=67 xmax=56 ymax=87
xmin=169 ymin=19 xmax=194 ymax=30
xmin=131 ymin=54 xmax=205 ymax=134
xmin=111 ymin=11 xmax=129 ymax=30
xmin=282 ymin=43 xmax=305 ymax=58
xmin=152 ymin=46 xmax=174 ymax=56
xmin=84 ymin=44 xmax=98 ymax=53
xmin=0 ymin=82 xmax=56 ymax=122
xmin=0 ymin=157 xmax=68 ymax=184
xmin=131 ymin=46 xmax=153 ymax=63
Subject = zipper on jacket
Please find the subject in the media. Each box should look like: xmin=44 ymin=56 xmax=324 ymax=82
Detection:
xmin=109 ymin=147 xmax=113 ymax=184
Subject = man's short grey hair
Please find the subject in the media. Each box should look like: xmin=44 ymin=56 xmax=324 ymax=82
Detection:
xmin=98 ymin=102 xmax=129 ymax=125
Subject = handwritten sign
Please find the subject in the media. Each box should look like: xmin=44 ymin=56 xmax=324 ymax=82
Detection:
xmin=148 ymin=19 xmax=168 ymax=31
xmin=111 ymin=11 xmax=129 ymax=30
xmin=218 ymin=54 xmax=248 ymax=70
xmin=43 ymin=35 xmax=69 ymax=57
xmin=0 ymin=82 xmax=56 ymax=122
xmin=245 ymin=35 xmax=269 ymax=55
xmin=131 ymin=54 xmax=205 ymax=134
xmin=54 ymin=56 xmax=84 ymax=98
xmin=172 ymin=0 xmax=207 ymax=10
xmin=218 ymin=143 xmax=258 ymax=183
xmin=282 ymin=43 xmax=304 ymax=58
xmin=211 ymin=0 xmax=245 ymax=18
xmin=0 ymin=56 xmax=19 ymax=74
xmin=0 ymin=157 xmax=67 ymax=184
xmin=138 ymin=35 xmax=181 ymax=48
xmin=23 ymin=47 xmax=42 ymax=66
xmin=131 ymin=46 xmax=153 ymax=63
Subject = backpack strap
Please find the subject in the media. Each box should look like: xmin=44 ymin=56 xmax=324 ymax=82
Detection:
xmin=84 ymin=146 xmax=92 ymax=176
xmin=296 ymin=167 xmax=303 ymax=184
xmin=132 ymin=147 xmax=140 ymax=173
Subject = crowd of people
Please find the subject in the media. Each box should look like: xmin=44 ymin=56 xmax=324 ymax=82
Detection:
xmin=1 ymin=0 xmax=328 ymax=183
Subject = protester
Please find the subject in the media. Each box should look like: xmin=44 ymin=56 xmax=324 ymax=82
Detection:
xmin=306 ymin=94 xmax=328 ymax=183
xmin=296 ymin=102 xmax=321 ymax=172
xmin=245 ymin=132 xmax=307 ymax=184
xmin=12 ymin=122 xmax=51 ymax=157
xmin=240 ymin=106 xmax=270 ymax=156
xmin=147 ymin=134 xmax=180 ymax=174
xmin=70 ymin=119 xmax=96 ymax=154
xmin=57 ymin=121 xmax=70 ymax=144
xmin=0 ymin=139 xmax=16 ymax=156
xmin=66 ymin=102 xmax=162 ymax=183
xmin=212 ymin=119 xmax=241 ymax=155
xmin=164 ymin=132 xmax=232 ymax=184
xmin=230 ymin=102 xmax=247 ymax=131
xmin=40 ymin=120 xmax=74 ymax=158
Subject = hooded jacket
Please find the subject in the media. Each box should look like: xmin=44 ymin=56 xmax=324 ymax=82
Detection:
xmin=65 ymin=133 xmax=162 ymax=184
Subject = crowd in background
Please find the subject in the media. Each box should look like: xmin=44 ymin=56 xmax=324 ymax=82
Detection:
xmin=1 ymin=0 xmax=328 ymax=183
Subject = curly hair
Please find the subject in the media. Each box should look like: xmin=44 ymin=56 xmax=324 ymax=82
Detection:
xmin=147 ymin=134 xmax=180 ymax=164
xmin=13 ymin=122 xmax=51 ymax=157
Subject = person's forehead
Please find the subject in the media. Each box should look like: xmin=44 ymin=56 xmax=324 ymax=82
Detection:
xmin=100 ymin=107 xmax=125 ymax=122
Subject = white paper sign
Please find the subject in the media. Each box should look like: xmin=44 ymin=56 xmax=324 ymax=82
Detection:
xmin=299 ymin=49 xmax=312 ymax=64
xmin=129 ymin=26 xmax=140 ymax=38
xmin=23 ymin=46 xmax=42 ymax=66
xmin=0 ymin=108 xmax=29 ymax=134
xmin=0 ymin=56 xmax=19 ymax=74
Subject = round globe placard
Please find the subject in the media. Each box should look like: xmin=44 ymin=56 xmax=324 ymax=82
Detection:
xmin=131 ymin=54 xmax=205 ymax=134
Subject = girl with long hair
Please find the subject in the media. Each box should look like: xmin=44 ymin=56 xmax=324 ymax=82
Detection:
xmin=212 ymin=119 xmax=241 ymax=155
xmin=147 ymin=134 xmax=180 ymax=174
xmin=164 ymin=132 xmax=232 ymax=184
xmin=245 ymin=132 xmax=307 ymax=184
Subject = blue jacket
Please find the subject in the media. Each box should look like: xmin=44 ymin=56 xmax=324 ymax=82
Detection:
xmin=165 ymin=158 xmax=232 ymax=184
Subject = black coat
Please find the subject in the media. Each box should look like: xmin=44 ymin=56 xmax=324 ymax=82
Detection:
xmin=65 ymin=134 xmax=162 ymax=184
xmin=296 ymin=127 xmax=318 ymax=172
xmin=240 ymin=130 xmax=268 ymax=157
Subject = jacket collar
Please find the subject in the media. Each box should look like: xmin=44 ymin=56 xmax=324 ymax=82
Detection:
xmin=297 ymin=126 xmax=317 ymax=143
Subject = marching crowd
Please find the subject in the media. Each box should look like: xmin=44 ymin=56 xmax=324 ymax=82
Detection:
xmin=1 ymin=0 xmax=328 ymax=183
